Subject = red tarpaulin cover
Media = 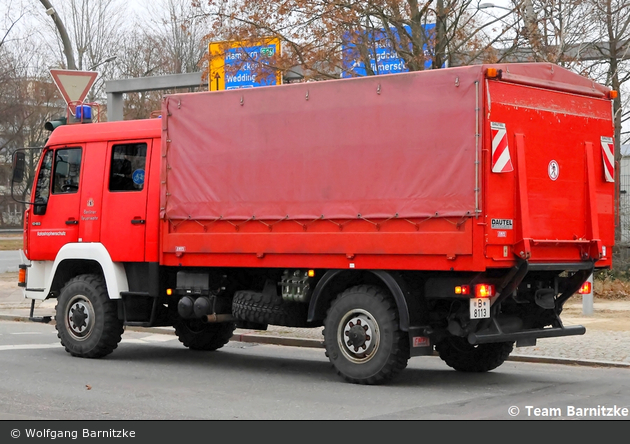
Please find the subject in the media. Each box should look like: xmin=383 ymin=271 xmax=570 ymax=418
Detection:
xmin=162 ymin=67 xmax=484 ymax=221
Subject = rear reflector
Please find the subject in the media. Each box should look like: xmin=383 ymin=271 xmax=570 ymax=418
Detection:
xmin=578 ymin=282 xmax=592 ymax=294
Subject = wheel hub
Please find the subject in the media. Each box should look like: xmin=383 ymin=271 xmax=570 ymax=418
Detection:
xmin=67 ymin=298 xmax=93 ymax=339
xmin=338 ymin=311 xmax=379 ymax=363
xmin=346 ymin=322 xmax=370 ymax=350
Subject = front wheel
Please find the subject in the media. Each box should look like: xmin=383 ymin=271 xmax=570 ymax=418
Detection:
xmin=323 ymin=285 xmax=409 ymax=385
xmin=435 ymin=336 xmax=514 ymax=372
xmin=55 ymin=274 xmax=123 ymax=358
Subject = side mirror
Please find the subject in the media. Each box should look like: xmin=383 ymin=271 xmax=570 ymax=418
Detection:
xmin=12 ymin=151 xmax=25 ymax=183
xmin=33 ymin=197 xmax=47 ymax=216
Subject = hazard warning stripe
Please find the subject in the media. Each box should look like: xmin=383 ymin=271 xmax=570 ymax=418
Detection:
xmin=601 ymin=136 xmax=614 ymax=183
xmin=491 ymin=122 xmax=513 ymax=173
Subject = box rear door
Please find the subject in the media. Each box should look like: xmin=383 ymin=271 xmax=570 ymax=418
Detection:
xmin=484 ymin=80 xmax=614 ymax=264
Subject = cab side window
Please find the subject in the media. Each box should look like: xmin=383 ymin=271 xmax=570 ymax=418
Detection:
xmin=52 ymin=148 xmax=82 ymax=194
xmin=109 ymin=143 xmax=147 ymax=192
xmin=34 ymin=150 xmax=53 ymax=204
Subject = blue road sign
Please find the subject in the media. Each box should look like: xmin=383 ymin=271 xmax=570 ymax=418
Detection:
xmin=132 ymin=169 xmax=145 ymax=186
xmin=341 ymin=24 xmax=435 ymax=77
xmin=224 ymin=44 xmax=279 ymax=90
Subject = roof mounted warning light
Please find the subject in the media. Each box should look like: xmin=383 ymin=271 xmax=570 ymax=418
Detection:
xmin=486 ymin=68 xmax=502 ymax=79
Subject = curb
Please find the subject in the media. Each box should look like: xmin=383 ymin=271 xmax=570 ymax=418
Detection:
xmin=506 ymin=354 xmax=630 ymax=369
xmin=1 ymin=314 xmax=629 ymax=369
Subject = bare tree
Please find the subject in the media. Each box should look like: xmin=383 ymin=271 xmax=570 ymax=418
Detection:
xmin=0 ymin=32 xmax=64 ymax=226
xmin=36 ymin=0 xmax=126 ymax=103
xmin=38 ymin=0 xmax=77 ymax=70
xmin=143 ymin=0 xmax=210 ymax=74
xmin=195 ymin=0 xmax=512 ymax=81
xmin=587 ymin=0 xmax=630 ymax=244
xmin=116 ymin=30 xmax=171 ymax=120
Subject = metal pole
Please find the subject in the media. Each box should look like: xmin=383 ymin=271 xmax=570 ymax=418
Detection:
xmin=582 ymin=273 xmax=594 ymax=315
xmin=39 ymin=0 xmax=76 ymax=70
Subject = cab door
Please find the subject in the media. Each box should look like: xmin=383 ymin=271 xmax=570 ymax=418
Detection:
xmin=28 ymin=147 xmax=83 ymax=261
xmin=100 ymin=140 xmax=152 ymax=262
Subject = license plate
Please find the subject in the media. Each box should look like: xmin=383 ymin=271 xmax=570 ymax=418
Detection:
xmin=470 ymin=298 xmax=490 ymax=319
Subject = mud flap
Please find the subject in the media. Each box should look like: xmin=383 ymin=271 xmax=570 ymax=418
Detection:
xmin=408 ymin=326 xmax=433 ymax=357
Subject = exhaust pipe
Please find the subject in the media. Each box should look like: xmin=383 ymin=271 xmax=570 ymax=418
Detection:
xmin=205 ymin=314 xmax=237 ymax=323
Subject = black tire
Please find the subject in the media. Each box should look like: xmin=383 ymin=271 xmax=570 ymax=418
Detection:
xmin=55 ymin=274 xmax=123 ymax=358
xmin=174 ymin=319 xmax=235 ymax=351
xmin=323 ymin=285 xmax=409 ymax=385
xmin=435 ymin=336 xmax=514 ymax=372
xmin=232 ymin=290 xmax=309 ymax=327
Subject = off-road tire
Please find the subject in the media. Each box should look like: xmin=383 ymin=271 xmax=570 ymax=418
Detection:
xmin=323 ymin=285 xmax=409 ymax=385
xmin=436 ymin=336 xmax=514 ymax=372
xmin=55 ymin=274 xmax=123 ymax=358
xmin=174 ymin=319 xmax=235 ymax=351
xmin=232 ymin=290 xmax=309 ymax=327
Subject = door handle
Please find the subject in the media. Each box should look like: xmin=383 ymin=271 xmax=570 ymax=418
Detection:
xmin=131 ymin=219 xmax=145 ymax=225
xmin=65 ymin=219 xmax=78 ymax=225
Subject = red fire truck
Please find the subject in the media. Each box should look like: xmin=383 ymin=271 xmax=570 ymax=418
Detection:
xmin=12 ymin=63 xmax=616 ymax=384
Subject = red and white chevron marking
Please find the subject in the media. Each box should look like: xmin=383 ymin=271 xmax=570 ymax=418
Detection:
xmin=490 ymin=122 xmax=513 ymax=173
xmin=601 ymin=136 xmax=614 ymax=183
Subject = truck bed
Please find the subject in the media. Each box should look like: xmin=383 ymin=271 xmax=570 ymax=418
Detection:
xmin=160 ymin=63 xmax=614 ymax=272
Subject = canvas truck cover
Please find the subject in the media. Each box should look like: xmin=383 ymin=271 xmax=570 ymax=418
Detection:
xmin=161 ymin=67 xmax=483 ymax=222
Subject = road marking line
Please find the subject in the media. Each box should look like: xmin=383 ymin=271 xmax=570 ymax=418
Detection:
xmin=11 ymin=332 xmax=43 ymax=335
xmin=121 ymin=339 xmax=146 ymax=344
xmin=142 ymin=334 xmax=175 ymax=342
xmin=0 ymin=343 xmax=61 ymax=351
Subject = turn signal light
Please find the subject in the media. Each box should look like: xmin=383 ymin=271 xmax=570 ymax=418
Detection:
xmin=475 ymin=284 xmax=495 ymax=298
xmin=18 ymin=268 xmax=26 ymax=287
xmin=609 ymin=90 xmax=618 ymax=99
xmin=166 ymin=288 xmax=173 ymax=296
xmin=578 ymin=282 xmax=592 ymax=294
xmin=455 ymin=285 xmax=470 ymax=295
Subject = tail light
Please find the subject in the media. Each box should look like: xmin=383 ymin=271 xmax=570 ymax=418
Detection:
xmin=475 ymin=284 xmax=495 ymax=298
xmin=455 ymin=285 xmax=470 ymax=295
xmin=578 ymin=282 xmax=592 ymax=294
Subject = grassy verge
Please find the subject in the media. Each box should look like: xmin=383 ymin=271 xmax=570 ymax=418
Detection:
xmin=594 ymin=276 xmax=630 ymax=300
xmin=0 ymin=235 xmax=22 ymax=251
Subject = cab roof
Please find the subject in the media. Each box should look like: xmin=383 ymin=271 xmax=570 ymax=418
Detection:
xmin=46 ymin=118 xmax=161 ymax=147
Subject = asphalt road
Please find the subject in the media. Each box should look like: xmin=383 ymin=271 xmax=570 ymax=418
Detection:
xmin=0 ymin=320 xmax=629 ymax=421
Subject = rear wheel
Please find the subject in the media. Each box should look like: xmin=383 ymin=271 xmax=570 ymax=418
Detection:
xmin=436 ymin=336 xmax=514 ymax=372
xmin=174 ymin=319 xmax=235 ymax=351
xmin=55 ymin=274 xmax=123 ymax=358
xmin=323 ymin=285 xmax=409 ymax=385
